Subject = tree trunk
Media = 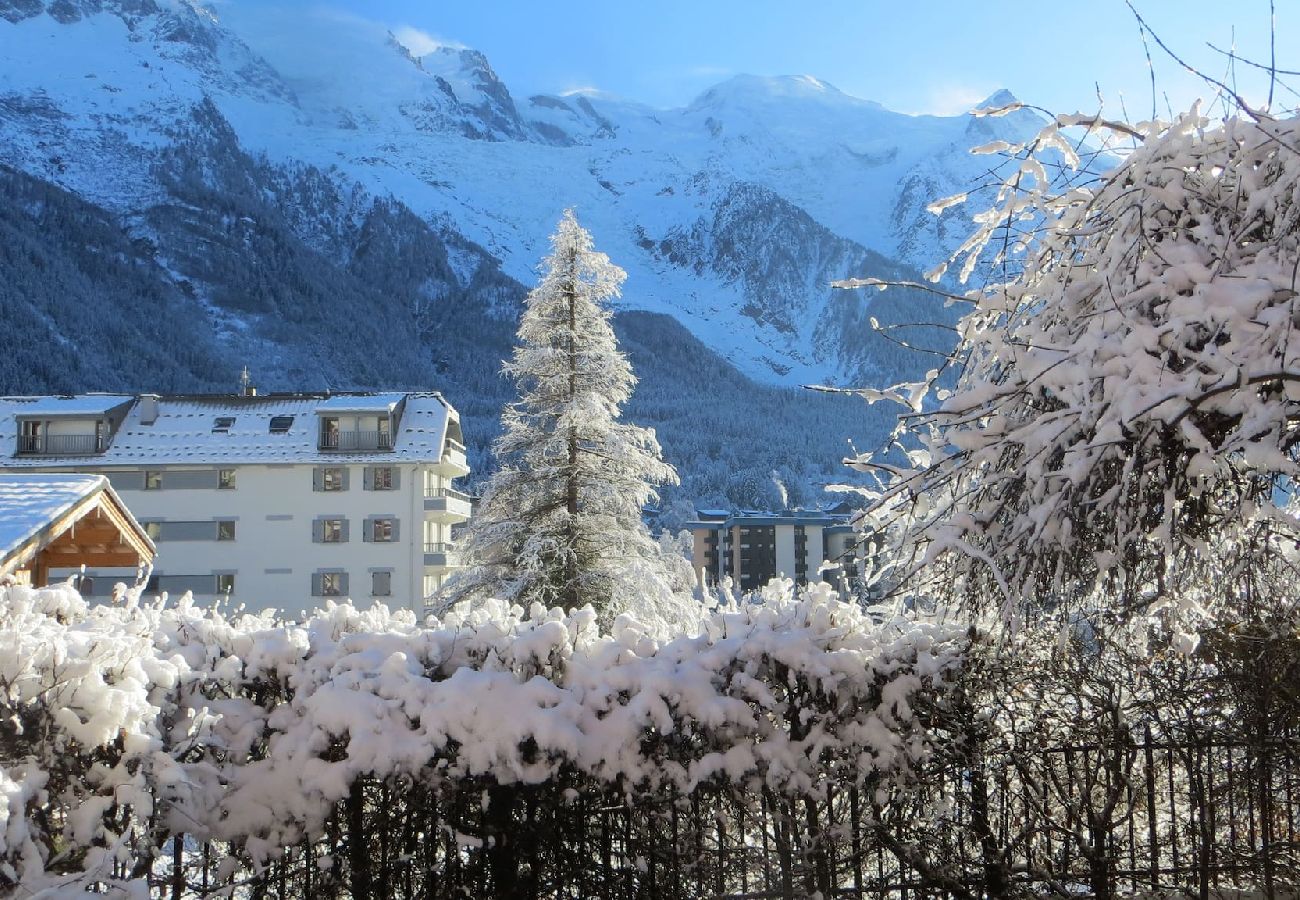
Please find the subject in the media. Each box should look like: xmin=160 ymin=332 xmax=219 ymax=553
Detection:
xmin=565 ymin=252 xmax=580 ymax=611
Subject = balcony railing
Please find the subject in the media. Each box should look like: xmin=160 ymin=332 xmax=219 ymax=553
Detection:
xmin=318 ymin=430 xmax=392 ymax=451
xmin=17 ymin=433 xmax=106 ymax=455
xmin=423 ymin=541 xmax=460 ymax=568
xmin=423 ymin=487 xmax=472 ymax=501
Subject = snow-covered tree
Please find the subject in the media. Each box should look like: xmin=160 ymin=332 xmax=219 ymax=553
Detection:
xmin=843 ymin=102 xmax=1300 ymax=639
xmin=442 ymin=210 xmax=682 ymax=619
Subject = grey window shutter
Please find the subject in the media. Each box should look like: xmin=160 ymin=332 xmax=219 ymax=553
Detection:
xmin=168 ymin=471 xmax=220 ymax=489
xmin=363 ymin=467 xmax=373 ymax=490
xmin=362 ymin=516 xmax=372 ymax=542
xmin=340 ymin=519 xmax=350 ymax=543
xmin=311 ymin=573 xmax=322 ymax=596
xmin=339 ymin=572 xmax=350 ymax=596
xmin=312 ymin=468 xmax=323 ymax=492
xmin=312 ymin=519 xmax=323 ymax=543
xmin=391 ymin=518 xmax=400 ymax=542
xmin=391 ymin=468 xmax=401 ymax=491
xmin=340 ymin=468 xmax=351 ymax=491
xmin=107 ymin=472 xmax=145 ymax=491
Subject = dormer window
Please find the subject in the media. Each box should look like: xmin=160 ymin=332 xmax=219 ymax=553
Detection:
xmin=317 ymin=412 xmax=393 ymax=452
xmin=16 ymin=417 xmax=108 ymax=455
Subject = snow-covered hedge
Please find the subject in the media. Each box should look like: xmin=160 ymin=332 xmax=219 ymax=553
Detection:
xmin=0 ymin=581 xmax=964 ymax=895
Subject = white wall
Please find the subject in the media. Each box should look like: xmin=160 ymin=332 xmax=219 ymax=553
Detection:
xmin=69 ymin=461 xmax=464 ymax=618
xmin=774 ymin=524 xmax=796 ymax=580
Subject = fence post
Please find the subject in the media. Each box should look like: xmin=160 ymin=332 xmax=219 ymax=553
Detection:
xmin=347 ymin=776 xmax=372 ymax=900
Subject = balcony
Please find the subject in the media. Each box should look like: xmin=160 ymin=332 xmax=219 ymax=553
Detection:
xmin=423 ymin=541 xmax=460 ymax=568
xmin=318 ymin=430 xmax=392 ymax=452
xmin=17 ymin=433 xmax=106 ymax=456
xmin=424 ymin=487 xmax=473 ymax=520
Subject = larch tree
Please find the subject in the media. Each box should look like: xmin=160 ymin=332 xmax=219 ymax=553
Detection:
xmin=441 ymin=209 xmax=686 ymax=622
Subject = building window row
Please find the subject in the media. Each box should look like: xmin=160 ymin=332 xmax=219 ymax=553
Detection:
xmin=145 ymin=573 xmax=236 ymax=595
xmin=312 ymin=569 xmax=392 ymax=597
xmin=312 ymin=516 xmax=400 ymax=543
xmin=313 ymin=466 xmax=400 ymax=492
xmin=144 ymin=519 xmax=237 ymax=542
xmin=120 ymin=466 xmax=402 ymax=492
xmin=142 ymin=569 xmax=393 ymax=599
xmin=136 ymin=469 xmax=236 ymax=490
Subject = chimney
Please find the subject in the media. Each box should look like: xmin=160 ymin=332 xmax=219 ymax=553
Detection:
xmin=239 ymin=366 xmax=257 ymax=397
xmin=138 ymin=394 xmax=160 ymax=425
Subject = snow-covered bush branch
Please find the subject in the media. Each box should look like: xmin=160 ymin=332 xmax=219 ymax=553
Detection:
xmin=842 ymin=103 xmax=1300 ymax=631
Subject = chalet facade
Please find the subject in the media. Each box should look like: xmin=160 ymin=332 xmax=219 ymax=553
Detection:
xmin=0 ymin=473 xmax=155 ymax=589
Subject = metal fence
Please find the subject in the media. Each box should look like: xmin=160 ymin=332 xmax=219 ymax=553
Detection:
xmin=144 ymin=729 xmax=1298 ymax=899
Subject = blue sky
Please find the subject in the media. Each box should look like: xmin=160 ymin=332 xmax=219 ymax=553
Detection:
xmin=266 ymin=1 xmax=1296 ymax=116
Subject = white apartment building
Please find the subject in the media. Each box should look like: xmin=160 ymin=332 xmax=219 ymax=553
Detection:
xmin=0 ymin=391 xmax=471 ymax=617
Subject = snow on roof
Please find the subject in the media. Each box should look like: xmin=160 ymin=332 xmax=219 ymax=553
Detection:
xmin=0 ymin=393 xmax=455 ymax=467
xmin=313 ymin=393 xmax=405 ymax=413
xmin=0 ymin=474 xmax=108 ymax=558
xmin=6 ymin=395 xmax=134 ymax=417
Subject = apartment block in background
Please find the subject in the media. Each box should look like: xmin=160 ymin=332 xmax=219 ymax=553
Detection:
xmin=0 ymin=391 xmax=471 ymax=617
xmin=687 ymin=507 xmax=865 ymax=592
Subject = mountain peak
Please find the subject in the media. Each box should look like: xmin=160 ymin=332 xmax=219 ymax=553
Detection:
xmin=688 ymin=74 xmax=887 ymax=114
xmin=975 ymin=88 xmax=1019 ymax=110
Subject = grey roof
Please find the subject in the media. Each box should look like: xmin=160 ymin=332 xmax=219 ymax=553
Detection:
xmin=7 ymin=395 xmax=134 ymax=417
xmin=0 ymin=474 xmax=109 ymax=558
xmin=0 ymin=393 xmax=455 ymax=467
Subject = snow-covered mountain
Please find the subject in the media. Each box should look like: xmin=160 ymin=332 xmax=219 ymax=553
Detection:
xmin=0 ymin=0 xmax=1041 ymax=504
xmin=0 ymin=0 xmax=1040 ymax=383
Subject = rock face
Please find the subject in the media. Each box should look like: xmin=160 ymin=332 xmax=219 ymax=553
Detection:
xmin=0 ymin=2 xmax=1041 ymax=501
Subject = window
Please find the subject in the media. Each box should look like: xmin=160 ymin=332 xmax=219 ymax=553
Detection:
xmin=371 ymin=518 xmax=395 ymax=542
xmin=320 ymin=416 xmax=340 ymax=448
xmin=215 ymin=574 xmax=235 ymax=594
xmin=268 ymin=416 xmax=294 ymax=434
xmin=144 ymin=521 xmax=162 ymax=540
xmin=216 ymin=520 xmax=236 ymax=541
xmin=212 ymin=417 xmax=235 ymax=433
xmin=371 ymin=466 xmax=394 ymax=490
xmin=321 ymin=519 xmax=344 ymax=543
xmin=218 ymin=469 xmax=236 ymax=490
xmin=320 ymin=572 xmax=342 ymax=596
xmin=320 ymin=467 xmax=344 ymax=492
xmin=144 ymin=471 xmax=163 ymax=490
xmin=371 ymin=571 xmax=392 ymax=597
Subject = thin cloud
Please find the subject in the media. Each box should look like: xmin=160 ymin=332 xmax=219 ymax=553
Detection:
xmin=685 ymin=65 xmax=733 ymax=79
xmin=915 ymin=83 xmax=994 ymax=116
xmin=392 ymin=25 xmax=464 ymax=57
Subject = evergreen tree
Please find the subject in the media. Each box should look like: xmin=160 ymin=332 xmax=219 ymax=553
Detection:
xmin=443 ymin=210 xmax=681 ymax=617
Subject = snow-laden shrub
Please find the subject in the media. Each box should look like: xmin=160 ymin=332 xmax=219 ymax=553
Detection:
xmin=0 ymin=581 xmax=965 ymax=893
xmin=844 ymin=105 xmax=1300 ymax=635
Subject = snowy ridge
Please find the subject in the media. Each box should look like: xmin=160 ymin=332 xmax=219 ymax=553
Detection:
xmin=0 ymin=1 xmax=1043 ymax=386
xmin=0 ymin=580 xmax=966 ymax=892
